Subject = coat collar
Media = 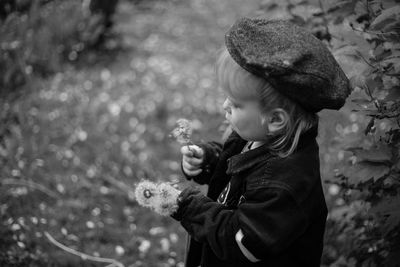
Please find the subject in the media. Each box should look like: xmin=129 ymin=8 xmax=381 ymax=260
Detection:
xmin=226 ymin=125 xmax=318 ymax=175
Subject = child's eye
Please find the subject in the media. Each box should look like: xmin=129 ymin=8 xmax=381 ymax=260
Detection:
xmin=224 ymin=97 xmax=241 ymax=110
xmin=230 ymin=101 xmax=241 ymax=108
xmin=226 ymin=98 xmax=238 ymax=108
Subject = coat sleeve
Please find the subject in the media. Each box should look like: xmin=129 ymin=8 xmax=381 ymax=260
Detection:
xmin=181 ymin=141 xmax=222 ymax=185
xmin=172 ymin=184 xmax=309 ymax=262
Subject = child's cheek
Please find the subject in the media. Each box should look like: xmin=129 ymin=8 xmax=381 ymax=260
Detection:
xmin=230 ymin=113 xmax=245 ymax=133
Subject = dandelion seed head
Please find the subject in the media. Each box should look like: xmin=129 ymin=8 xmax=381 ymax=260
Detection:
xmin=135 ymin=181 xmax=158 ymax=208
xmin=155 ymin=183 xmax=181 ymax=216
xmin=134 ymin=180 xmax=182 ymax=216
xmin=171 ymin=118 xmax=193 ymax=144
xmin=159 ymin=183 xmax=179 ymax=198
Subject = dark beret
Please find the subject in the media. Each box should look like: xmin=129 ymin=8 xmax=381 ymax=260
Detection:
xmin=225 ymin=17 xmax=351 ymax=112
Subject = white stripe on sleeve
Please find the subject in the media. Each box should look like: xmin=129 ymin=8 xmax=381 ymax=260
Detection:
xmin=235 ymin=229 xmax=261 ymax=262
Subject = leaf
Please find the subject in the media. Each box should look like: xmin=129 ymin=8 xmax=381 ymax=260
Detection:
xmin=365 ymin=76 xmax=383 ymax=93
xmin=369 ymin=195 xmax=400 ymax=235
xmin=347 ymin=145 xmax=392 ymax=163
xmin=379 ymin=31 xmax=400 ymax=43
xmin=354 ymin=1 xmax=368 ymax=16
xmin=349 ymin=74 xmax=367 ymax=90
xmin=370 ymin=6 xmax=400 ymax=31
xmin=342 ymin=162 xmax=390 ymax=184
xmin=385 ymin=86 xmax=400 ymax=102
xmin=382 ymin=51 xmax=400 ymax=73
xmin=380 ymin=19 xmax=400 ymax=33
xmin=326 ymin=0 xmax=358 ymax=17
xmin=332 ymin=46 xmax=370 ymax=78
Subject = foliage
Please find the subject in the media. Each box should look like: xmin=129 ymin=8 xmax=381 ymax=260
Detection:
xmin=326 ymin=2 xmax=399 ymax=266
xmin=258 ymin=0 xmax=400 ymax=266
xmin=0 ymin=0 xmax=113 ymax=96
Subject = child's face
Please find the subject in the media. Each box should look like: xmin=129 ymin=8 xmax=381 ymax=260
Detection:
xmin=223 ymin=95 xmax=268 ymax=142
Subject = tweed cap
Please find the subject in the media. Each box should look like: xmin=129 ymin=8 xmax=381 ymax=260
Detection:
xmin=225 ymin=17 xmax=351 ymax=112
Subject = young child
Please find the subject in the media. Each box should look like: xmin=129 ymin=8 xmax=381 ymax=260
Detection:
xmin=137 ymin=17 xmax=351 ymax=267
xmin=174 ymin=17 xmax=350 ymax=267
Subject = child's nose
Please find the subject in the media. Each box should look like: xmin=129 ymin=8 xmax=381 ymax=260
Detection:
xmin=222 ymin=99 xmax=231 ymax=113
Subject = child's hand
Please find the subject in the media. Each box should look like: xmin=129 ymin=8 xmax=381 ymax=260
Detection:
xmin=181 ymin=145 xmax=204 ymax=176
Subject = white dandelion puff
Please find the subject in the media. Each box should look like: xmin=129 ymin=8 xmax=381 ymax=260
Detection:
xmin=154 ymin=183 xmax=181 ymax=216
xmin=134 ymin=181 xmax=158 ymax=208
xmin=134 ymin=180 xmax=181 ymax=216
xmin=170 ymin=118 xmax=193 ymax=145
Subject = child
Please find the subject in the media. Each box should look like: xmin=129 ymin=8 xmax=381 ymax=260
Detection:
xmin=140 ymin=17 xmax=350 ymax=266
xmin=174 ymin=17 xmax=351 ymax=267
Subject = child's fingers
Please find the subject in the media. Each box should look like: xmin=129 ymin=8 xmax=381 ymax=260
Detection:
xmin=183 ymin=154 xmax=203 ymax=166
xmin=182 ymin=167 xmax=203 ymax=176
xmin=182 ymin=160 xmax=201 ymax=171
xmin=180 ymin=146 xmax=193 ymax=157
xmin=181 ymin=145 xmax=204 ymax=159
xmin=181 ymin=145 xmax=204 ymax=177
xmin=190 ymin=146 xmax=204 ymax=159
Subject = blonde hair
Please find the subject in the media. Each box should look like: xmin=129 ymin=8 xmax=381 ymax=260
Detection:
xmin=216 ymin=49 xmax=318 ymax=158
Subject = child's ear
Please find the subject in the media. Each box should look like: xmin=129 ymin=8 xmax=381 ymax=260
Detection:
xmin=263 ymin=108 xmax=288 ymax=134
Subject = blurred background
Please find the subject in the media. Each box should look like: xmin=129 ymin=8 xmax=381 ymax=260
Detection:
xmin=1 ymin=0 xmax=399 ymax=266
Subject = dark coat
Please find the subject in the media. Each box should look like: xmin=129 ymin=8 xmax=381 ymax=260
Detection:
xmin=172 ymin=126 xmax=327 ymax=267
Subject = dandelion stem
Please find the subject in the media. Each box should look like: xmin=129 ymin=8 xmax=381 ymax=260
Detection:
xmin=44 ymin=231 xmax=125 ymax=267
xmin=187 ymin=141 xmax=196 ymax=155
xmin=1 ymin=178 xmax=59 ymax=199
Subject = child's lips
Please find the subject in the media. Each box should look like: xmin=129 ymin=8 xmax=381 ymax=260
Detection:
xmin=224 ymin=117 xmax=235 ymax=130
